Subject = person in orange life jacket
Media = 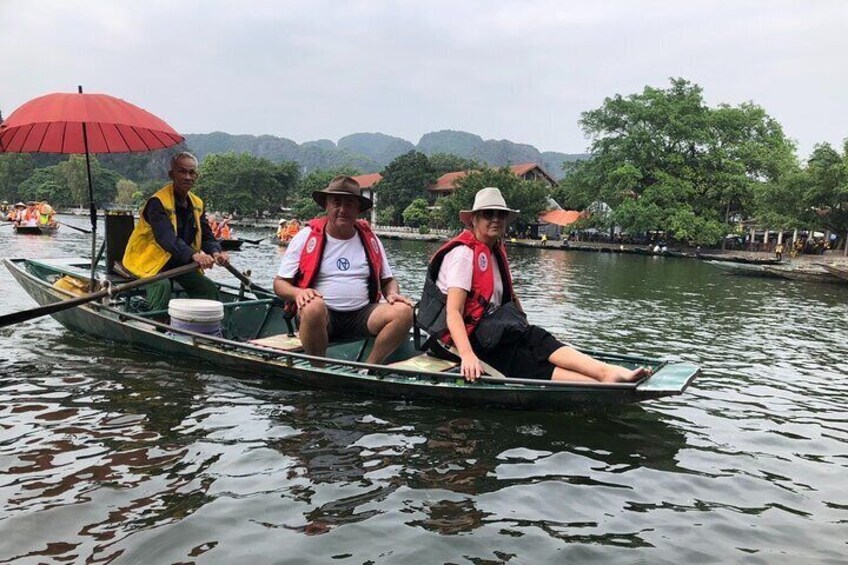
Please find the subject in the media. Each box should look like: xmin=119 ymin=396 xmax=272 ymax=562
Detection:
xmin=216 ymin=217 xmax=232 ymax=239
xmin=273 ymin=176 xmax=414 ymax=364
xmin=433 ymin=187 xmax=650 ymax=383
xmin=123 ymin=152 xmax=229 ymax=312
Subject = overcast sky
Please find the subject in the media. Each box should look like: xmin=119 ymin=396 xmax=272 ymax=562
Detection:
xmin=1 ymin=1 xmax=846 ymax=159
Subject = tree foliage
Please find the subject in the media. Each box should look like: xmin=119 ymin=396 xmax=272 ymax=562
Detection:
xmin=558 ymin=78 xmax=797 ymax=244
xmin=428 ymin=153 xmax=479 ymax=177
xmin=757 ymin=141 xmax=848 ymax=243
xmin=0 ymin=154 xmax=35 ymax=203
xmin=194 ymin=152 xmax=299 ymax=216
xmin=438 ymin=167 xmax=549 ymax=230
xmin=376 ymin=151 xmax=434 ymax=224
xmin=402 ymin=198 xmax=431 ymax=228
xmin=16 ymin=155 xmax=120 ymax=208
xmin=288 ymin=167 xmax=361 ymax=221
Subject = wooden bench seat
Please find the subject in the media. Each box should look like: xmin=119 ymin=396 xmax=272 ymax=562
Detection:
xmin=249 ymin=334 xmax=304 ymax=352
xmin=388 ymin=353 xmax=459 ymax=373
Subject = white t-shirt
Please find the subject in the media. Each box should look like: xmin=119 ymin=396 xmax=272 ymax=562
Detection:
xmin=436 ymin=245 xmax=503 ymax=306
xmin=278 ymin=226 xmax=393 ymax=312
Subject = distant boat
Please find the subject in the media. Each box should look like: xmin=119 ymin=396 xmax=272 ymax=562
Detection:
xmin=14 ymin=224 xmax=59 ymax=235
xmin=705 ymin=260 xmax=780 ymax=278
xmin=219 ymin=238 xmax=245 ymax=251
xmin=762 ymin=264 xmax=845 ymax=284
xmin=821 ymin=264 xmax=848 ymax=282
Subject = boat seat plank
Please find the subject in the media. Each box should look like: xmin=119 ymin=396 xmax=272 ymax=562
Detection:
xmin=249 ymin=333 xmax=304 ymax=352
xmin=388 ymin=353 xmax=459 ymax=373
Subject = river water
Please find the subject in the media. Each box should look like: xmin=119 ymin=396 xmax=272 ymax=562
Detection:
xmin=1 ymin=220 xmax=846 ymax=564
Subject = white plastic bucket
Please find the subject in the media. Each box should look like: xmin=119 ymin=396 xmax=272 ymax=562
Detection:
xmin=168 ymin=299 xmax=224 ymax=336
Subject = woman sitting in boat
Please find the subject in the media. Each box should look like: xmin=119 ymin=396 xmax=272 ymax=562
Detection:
xmin=423 ymin=187 xmax=649 ymax=383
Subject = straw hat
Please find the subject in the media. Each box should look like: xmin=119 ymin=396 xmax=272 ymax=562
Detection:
xmin=459 ymin=187 xmax=519 ymax=226
xmin=312 ymin=175 xmax=372 ymax=212
xmin=14 ymin=202 xmax=26 ymax=208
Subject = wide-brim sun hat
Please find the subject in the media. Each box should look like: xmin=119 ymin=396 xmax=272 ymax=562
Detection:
xmin=312 ymin=175 xmax=372 ymax=213
xmin=459 ymin=187 xmax=519 ymax=226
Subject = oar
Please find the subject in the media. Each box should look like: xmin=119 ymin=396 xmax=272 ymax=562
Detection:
xmin=223 ymin=262 xmax=274 ymax=295
xmin=58 ymin=221 xmax=92 ymax=234
xmin=0 ymin=262 xmax=199 ymax=328
xmin=239 ymin=237 xmax=266 ymax=245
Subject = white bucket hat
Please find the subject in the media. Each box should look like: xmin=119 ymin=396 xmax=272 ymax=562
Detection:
xmin=459 ymin=187 xmax=519 ymax=226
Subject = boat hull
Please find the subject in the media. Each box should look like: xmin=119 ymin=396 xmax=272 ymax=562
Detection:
xmin=822 ymin=264 xmax=848 ymax=281
xmin=762 ymin=265 xmax=845 ymax=284
xmin=14 ymin=224 xmax=58 ymax=235
xmin=219 ymin=238 xmax=245 ymax=251
xmin=5 ymin=258 xmax=699 ymax=410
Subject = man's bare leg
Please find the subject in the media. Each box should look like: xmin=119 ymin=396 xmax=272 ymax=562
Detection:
xmin=365 ymin=303 xmax=414 ymax=364
xmin=298 ymin=297 xmax=329 ymax=366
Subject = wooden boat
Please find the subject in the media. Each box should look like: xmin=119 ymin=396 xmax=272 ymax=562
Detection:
xmin=4 ymin=257 xmax=699 ymax=410
xmin=705 ymin=260 xmax=781 ymax=278
xmin=762 ymin=264 xmax=845 ymax=284
xmin=14 ymin=224 xmax=59 ymax=235
xmin=821 ymin=264 xmax=848 ymax=281
xmin=219 ymin=238 xmax=245 ymax=251
xmin=698 ymin=253 xmax=780 ymax=265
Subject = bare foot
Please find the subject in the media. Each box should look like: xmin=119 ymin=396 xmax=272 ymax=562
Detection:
xmin=600 ymin=365 xmax=651 ymax=383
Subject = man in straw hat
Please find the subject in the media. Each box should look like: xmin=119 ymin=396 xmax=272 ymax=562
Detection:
xmin=274 ymin=175 xmax=414 ymax=365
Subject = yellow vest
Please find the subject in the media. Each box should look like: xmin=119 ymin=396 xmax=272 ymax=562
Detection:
xmin=122 ymin=183 xmax=204 ymax=278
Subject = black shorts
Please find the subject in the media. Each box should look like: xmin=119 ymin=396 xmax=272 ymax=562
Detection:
xmin=471 ymin=325 xmax=565 ymax=380
xmin=326 ymin=304 xmax=378 ymax=340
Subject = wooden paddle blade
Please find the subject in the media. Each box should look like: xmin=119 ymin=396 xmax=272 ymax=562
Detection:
xmin=0 ymin=288 xmax=108 ymax=326
xmin=0 ymin=262 xmax=199 ymax=329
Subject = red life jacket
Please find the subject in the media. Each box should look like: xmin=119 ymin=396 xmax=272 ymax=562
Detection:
xmin=289 ymin=216 xmax=384 ymax=314
xmin=428 ymin=229 xmax=515 ymax=343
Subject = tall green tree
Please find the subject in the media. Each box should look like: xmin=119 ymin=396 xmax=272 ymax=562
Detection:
xmin=438 ymin=167 xmax=548 ymax=230
xmin=377 ymin=151 xmax=434 ymax=224
xmin=402 ymin=198 xmax=431 ymax=228
xmin=0 ymin=154 xmax=35 ymax=203
xmin=558 ymin=78 xmax=797 ymax=245
xmin=195 ymin=152 xmax=299 ymax=216
xmin=18 ymin=156 xmax=120 ymax=208
xmin=757 ymin=141 xmax=848 ymax=252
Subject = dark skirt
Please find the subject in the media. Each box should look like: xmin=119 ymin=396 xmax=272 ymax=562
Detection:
xmin=471 ymin=325 xmax=565 ymax=380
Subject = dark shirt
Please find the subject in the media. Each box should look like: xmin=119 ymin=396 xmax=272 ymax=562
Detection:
xmin=142 ymin=196 xmax=222 ymax=270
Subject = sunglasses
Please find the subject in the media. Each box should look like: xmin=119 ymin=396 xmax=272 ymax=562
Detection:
xmin=478 ymin=209 xmax=509 ymax=220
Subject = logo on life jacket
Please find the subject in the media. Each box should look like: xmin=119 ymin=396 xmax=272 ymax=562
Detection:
xmin=370 ymin=237 xmax=379 ymax=253
xmin=477 ymin=252 xmax=488 ymax=272
xmin=337 ymin=257 xmax=351 ymax=271
xmin=306 ymin=236 xmax=317 ymax=254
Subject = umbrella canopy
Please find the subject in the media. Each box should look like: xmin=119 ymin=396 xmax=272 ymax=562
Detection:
xmin=0 ymin=92 xmax=183 ymax=153
xmin=0 ymin=88 xmax=184 ymax=284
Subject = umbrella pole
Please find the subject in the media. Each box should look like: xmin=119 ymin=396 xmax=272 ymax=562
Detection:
xmin=79 ymin=86 xmax=98 ymax=288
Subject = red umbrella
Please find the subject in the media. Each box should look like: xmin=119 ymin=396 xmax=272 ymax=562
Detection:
xmin=0 ymin=92 xmax=183 ymax=153
xmin=0 ymin=87 xmax=184 ymax=283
